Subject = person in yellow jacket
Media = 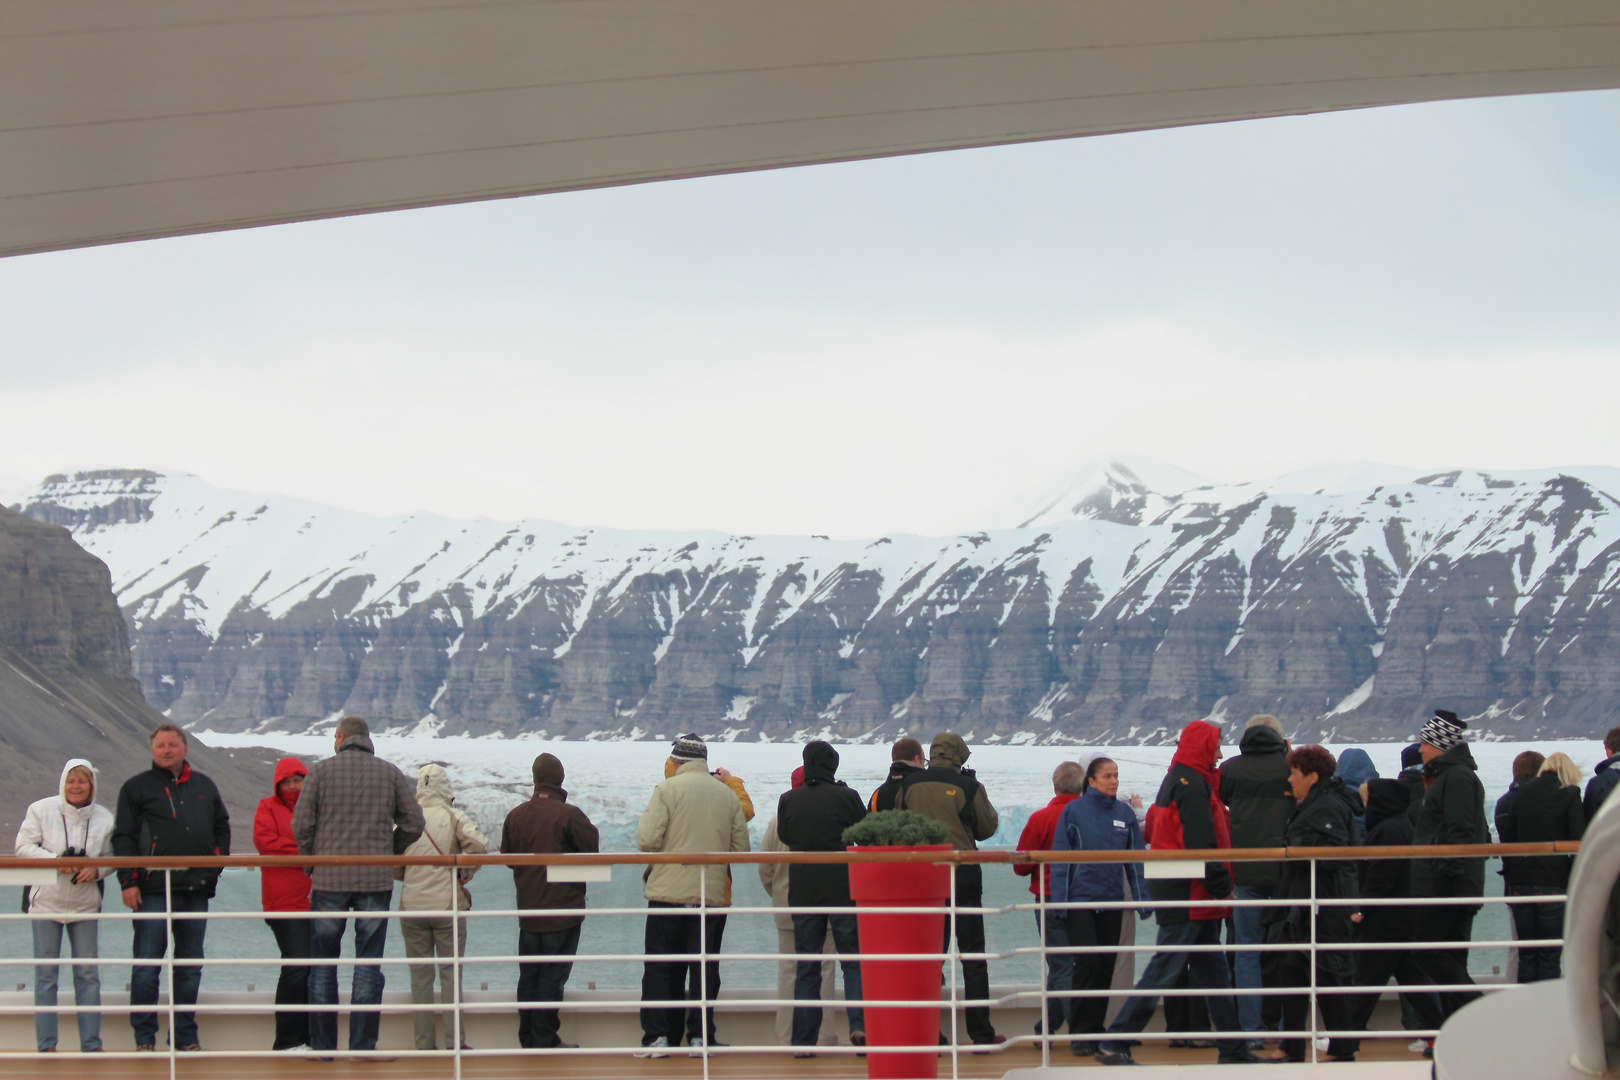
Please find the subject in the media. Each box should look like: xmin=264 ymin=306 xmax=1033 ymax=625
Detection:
xmin=633 ymin=734 xmax=751 ymax=1057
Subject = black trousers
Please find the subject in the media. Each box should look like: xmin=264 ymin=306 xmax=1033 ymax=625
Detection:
xmin=1343 ymin=935 xmax=1443 ymax=1052
xmin=1163 ymin=916 xmax=1234 ymax=1035
xmin=942 ymin=865 xmax=995 ymax=1043
xmin=517 ymin=925 xmax=581 ymax=1048
xmin=1062 ymin=908 xmax=1123 ymax=1036
xmin=1272 ymin=959 xmax=1357 ymax=1060
xmin=1411 ymin=904 xmax=1482 ymax=1022
xmin=639 ymin=902 xmax=727 ymax=1046
xmin=265 ymin=918 xmax=311 ymax=1051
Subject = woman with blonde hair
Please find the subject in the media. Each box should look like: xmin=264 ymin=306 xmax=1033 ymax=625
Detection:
xmin=15 ymin=759 xmax=116 ymax=1052
xmin=1497 ymin=749 xmax=1585 ymax=981
xmin=1541 ymin=751 xmax=1583 ymax=789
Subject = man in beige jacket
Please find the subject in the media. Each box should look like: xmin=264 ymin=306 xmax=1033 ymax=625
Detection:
xmin=633 ymin=734 xmax=750 ymax=1057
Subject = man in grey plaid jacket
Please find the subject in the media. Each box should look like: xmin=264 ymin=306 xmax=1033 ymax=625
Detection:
xmin=292 ymin=716 xmax=424 ymax=1055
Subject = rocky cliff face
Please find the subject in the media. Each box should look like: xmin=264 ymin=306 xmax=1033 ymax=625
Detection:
xmin=19 ymin=463 xmax=1620 ymax=745
xmin=0 ymin=501 xmax=275 ymax=836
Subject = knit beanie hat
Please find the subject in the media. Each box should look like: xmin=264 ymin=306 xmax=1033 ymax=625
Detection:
xmin=1418 ymin=709 xmax=1467 ymax=753
xmin=790 ymin=766 xmax=805 ymax=789
xmin=670 ymin=733 xmax=708 ymax=763
xmin=1400 ymin=742 xmax=1423 ymax=770
xmin=533 ymin=753 xmax=565 ymax=789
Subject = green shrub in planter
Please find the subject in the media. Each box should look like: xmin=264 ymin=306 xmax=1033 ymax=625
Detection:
xmin=842 ymin=809 xmax=950 ymax=847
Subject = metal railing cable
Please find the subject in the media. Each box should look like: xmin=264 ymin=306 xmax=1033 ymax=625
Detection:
xmin=0 ymin=842 xmax=1573 ymax=1066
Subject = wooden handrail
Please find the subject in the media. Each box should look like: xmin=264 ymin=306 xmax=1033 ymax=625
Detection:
xmin=0 ymin=840 xmax=1578 ymax=872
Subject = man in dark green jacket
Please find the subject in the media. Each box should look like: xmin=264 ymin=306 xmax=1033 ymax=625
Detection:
xmin=1409 ymin=710 xmax=1488 ymax=1024
xmin=895 ymin=732 xmax=1000 ymax=1046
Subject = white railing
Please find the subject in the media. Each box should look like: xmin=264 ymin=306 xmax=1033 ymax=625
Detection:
xmin=0 ymin=842 xmax=1576 ymax=1077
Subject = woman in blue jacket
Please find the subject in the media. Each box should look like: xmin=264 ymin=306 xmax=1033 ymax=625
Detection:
xmin=1050 ymin=757 xmax=1149 ymax=1056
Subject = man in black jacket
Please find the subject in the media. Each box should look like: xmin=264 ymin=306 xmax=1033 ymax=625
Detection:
xmin=1410 ymin=710 xmax=1488 ymax=1024
xmin=778 ymin=741 xmax=868 ymax=1054
xmin=867 ymin=737 xmax=924 ymax=812
xmin=1583 ymin=726 xmax=1620 ymax=821
xmin=1218 ymin=714 xmax=1292 ymax=1039
xmin=111 ymin=724 xmax=231 ymax=1052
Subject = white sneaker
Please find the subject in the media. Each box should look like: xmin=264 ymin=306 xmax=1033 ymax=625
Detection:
xmin=688 ymin=1037 xmax=704 ymax=1058
xmin=1409 ymin=1039 xmax=1429 ymax=1054
xmin=276 ymin=1044 xmax=313 ymax=1053
xmin=1314 ymin=1037 xmax=1331 ymax=1053
xmin=634 ymin=1037 xmax=669 ymax=1059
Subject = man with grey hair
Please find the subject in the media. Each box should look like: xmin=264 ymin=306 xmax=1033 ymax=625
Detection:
xmin=293 ymin=716 xmax=424 ymax=1058
xmin=1218 ymin=714 xmax=1293 ymax=1041
xmin=1014 ymin=760 xmax=1087 ymax=1037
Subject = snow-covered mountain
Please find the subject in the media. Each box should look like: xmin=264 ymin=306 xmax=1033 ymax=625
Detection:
xmin=17 ymin=461 xmax=1620 ymax=744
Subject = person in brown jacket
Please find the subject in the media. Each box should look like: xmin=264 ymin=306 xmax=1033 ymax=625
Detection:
xmin=501 ymin=753 xmax=600 ymax=1050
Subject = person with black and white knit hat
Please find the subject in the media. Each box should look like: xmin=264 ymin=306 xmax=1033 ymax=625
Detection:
xmin=633 ymin=733 xmax=751 ymax=1058
xmin=1409 ymin=709 xmax=1489 ymax=1033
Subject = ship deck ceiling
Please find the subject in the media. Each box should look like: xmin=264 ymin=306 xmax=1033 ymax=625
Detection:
xmin=6 ymin=0 xmax=1620 ymax=257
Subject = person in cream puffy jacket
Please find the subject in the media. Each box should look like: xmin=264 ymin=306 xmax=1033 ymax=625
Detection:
xmin=15 ymin=758 xmax=116 ymax=1052
xmin=399 ymin=764 xmax=489 ymax=1051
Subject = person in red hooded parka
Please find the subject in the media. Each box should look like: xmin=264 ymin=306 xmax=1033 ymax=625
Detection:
xmin=1093 ymin=720 xmax=1260 ymax=1067
xmin=254 ymin=757 xmax=311 ymax=1051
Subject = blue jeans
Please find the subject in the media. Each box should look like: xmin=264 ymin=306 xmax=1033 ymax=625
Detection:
xmin=1102 ymin=919 xmax=1246 ymax=1060
xmin=309 ymin=890 xmax=391 ymax=1051
xmin=1036 ymin=909 xmax=1072 ymax=1035
xmin=130 ymin=891 xmax=209 ymax=1048
xmin=34 ymin=918 xmax=101 ymax=1051
xmin=1231 ymin=884 xmax=1271 ymax=1033
xmin=791 ymin=912 xmax=865 ymax=1045
xmin=1509 ymin=886 xmax=1566 ymax=983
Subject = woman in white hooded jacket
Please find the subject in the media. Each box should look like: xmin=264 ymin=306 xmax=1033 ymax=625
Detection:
xmin=398 ymin=764 xmax=488 ymax=1051
xmin=15 ymin=758 xmax=116 ymax=1052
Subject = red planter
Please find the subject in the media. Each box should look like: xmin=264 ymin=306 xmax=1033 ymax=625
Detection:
xmin=848 ymin=845 xmax=953 ymax=1080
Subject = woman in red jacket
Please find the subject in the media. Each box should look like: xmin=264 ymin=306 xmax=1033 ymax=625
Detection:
xmin=254 ymin=757 xmax=311 ymax=1051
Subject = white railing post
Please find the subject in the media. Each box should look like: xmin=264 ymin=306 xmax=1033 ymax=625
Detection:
xmin=451 ymin=853 xmax=462 ymax=1080
xmin=164 ymin=869 xmax=176 ymax=1080
xmin=1038 ymin=875 xmax=1050 ymax=1068
xmin=1308 ymin=854 xmax=1318 ymax=1064
xmin=949 ymin=864 xmax=959 ymax=1080
xmin=698 ymin=862 xmax=710 ymax=1080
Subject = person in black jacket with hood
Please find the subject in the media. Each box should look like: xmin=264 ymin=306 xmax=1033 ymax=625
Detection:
xmin=1218 ymin=714 xmax=1293 ymax=1040
xmin=1343 ymin=778 xmax=1442 ymax=1056
xmin=778 ymin=741 xmax=868 ymax=1054
xmin=1498 ymin=752 xmax=1585 ymax=982
xmin=111 ymin=724 xmax=231 ymax=1052
xmin=1262 ymin=745 xmax=1361 ymax=1063
xmin=1397 ymin=742 xmax=1426 ymax=826
xmin=1409 ymin=710 xmax=1488 ymax=1024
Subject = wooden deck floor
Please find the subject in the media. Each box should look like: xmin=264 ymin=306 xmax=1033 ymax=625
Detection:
xmin=0 ymin=1038 xmax=1433 ymax=1079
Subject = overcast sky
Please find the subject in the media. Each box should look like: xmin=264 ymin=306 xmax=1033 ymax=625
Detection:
xmin=3 ymin=89 xmax=1618 ymax=538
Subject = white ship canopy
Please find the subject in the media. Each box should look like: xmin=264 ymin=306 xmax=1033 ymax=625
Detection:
xmin=5 ymin=0 xmax=1620 ymax=257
